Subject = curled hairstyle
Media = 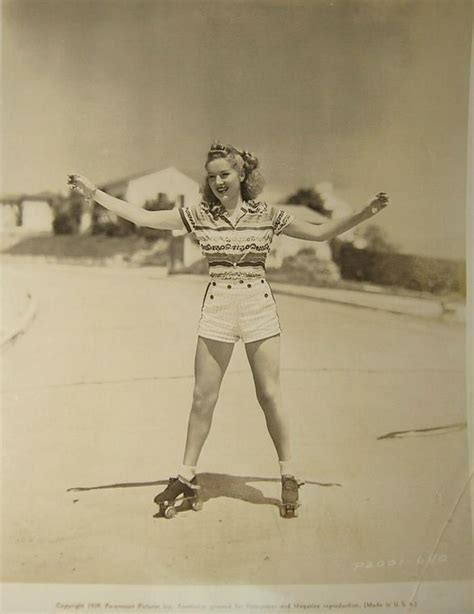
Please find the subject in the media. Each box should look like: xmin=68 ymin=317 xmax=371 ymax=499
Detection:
xmin=201 ymin=141 xmax=265 ymax=206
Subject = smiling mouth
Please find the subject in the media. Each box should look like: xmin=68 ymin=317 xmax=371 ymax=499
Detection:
xmin=216 ymin=187 xmax=228 ymax=194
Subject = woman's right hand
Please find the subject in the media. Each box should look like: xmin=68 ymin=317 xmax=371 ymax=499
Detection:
xmin=67 ymin=174 xmax=96 ymax=199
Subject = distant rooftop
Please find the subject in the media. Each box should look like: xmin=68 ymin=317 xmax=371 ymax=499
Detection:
xmin=97 ymin=169 xmax=158 ymax=191
xmin=0 ymin=192 xmax=57 ymax=205
xmin=98 ymin=166 xmax=201 ymax=190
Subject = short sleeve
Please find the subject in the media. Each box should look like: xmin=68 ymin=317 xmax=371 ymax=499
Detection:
xmin=179 ymin=207 xmax=197 ymax=234
xmin=272 ymin=207 xmax=295 ymax=236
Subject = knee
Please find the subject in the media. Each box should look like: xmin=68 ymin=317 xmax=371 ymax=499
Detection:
xmin=256 ymin=386 xmax=279 ymax=410
xmin=191 ymin=386 xmax=219 ymax=416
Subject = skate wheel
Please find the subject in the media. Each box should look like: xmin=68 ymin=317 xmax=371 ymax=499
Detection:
xmin=280 ymin=505 xmax=298 ymax=519
xmin=164 ymin=506 xmax=177 ymax=519
xmin=192 ymin=500 xmax=203 ymax=512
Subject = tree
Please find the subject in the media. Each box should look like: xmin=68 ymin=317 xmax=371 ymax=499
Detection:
xmin=51 ymin=193 xmax=82 ymax=234
xmin=285 ymin=187 xmax=329 ymax=216
xmin=144 ymin=192 xmax=173 ymax=212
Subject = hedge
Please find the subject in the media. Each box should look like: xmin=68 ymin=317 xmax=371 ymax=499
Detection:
xmin=333 ymin=243 xmax=465 ymax=296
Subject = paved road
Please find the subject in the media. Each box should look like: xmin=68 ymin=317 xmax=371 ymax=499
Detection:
xmin=1 ymin=261 xmax=471 ymax=586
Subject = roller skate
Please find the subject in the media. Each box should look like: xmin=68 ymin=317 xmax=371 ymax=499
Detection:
xmin=280 ymin=475 xmax=303 ymax=518
xmin=154 ymin=476 xmax=202 ymax=519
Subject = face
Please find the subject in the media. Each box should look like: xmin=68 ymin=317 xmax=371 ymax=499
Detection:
xmin=206 ymin=157 xmax=244 ymax=204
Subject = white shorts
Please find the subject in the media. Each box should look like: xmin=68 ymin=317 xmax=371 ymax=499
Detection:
xmin=198 ymin=278 xmax=281 ymax=344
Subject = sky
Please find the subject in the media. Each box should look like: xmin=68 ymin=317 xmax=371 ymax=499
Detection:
xmin=2 ymin=0 xmax=472 ymax=259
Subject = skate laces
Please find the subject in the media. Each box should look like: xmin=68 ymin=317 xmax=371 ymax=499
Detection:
xmin=282 ymin=475 xmax=297 ymax=489
xmin=282 ymin=475 xmax=305 ymax=488
xmin=282 ymin=475 xmax=306 ymax=493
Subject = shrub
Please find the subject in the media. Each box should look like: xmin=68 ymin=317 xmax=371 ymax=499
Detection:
xmin=52 ymin=195 xmax=82 ymax=235
xmin=52 ymin=212 xmax=79 ymax=235
xmin=279 ymin=249 xmax=341 ymax=285
xmin=334 ymin=243 xmax=465 ymax=297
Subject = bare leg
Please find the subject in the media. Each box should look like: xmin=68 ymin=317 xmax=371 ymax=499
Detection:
xmin=182 ymin=336 xmax=234 ymax=466
xmin=245 ymin=335 xmax=291 ymax=461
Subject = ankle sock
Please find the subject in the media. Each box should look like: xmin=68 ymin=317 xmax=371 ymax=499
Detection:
xmin=179 ymin=464 xmax=196 ymax=482
xmin=279 ymin=460 xmax=295 ymax=477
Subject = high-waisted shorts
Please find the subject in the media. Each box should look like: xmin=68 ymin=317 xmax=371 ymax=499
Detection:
xmin=198 ymin=278 xmax=281 ymax=344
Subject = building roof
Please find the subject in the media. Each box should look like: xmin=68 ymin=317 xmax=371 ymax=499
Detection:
xmin=125 ymin=166 xmax=201 ymax=206
xmin=96 ymin=166 xmax=201 ymax=207
xmin=0 ymin=192 xmax=55 ymax=205
xmin=97 ymin=169 xmax=158 ymax=191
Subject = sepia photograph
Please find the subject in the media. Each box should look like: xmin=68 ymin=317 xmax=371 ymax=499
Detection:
xmin=1 ymin=0 xmax=472 ymax=612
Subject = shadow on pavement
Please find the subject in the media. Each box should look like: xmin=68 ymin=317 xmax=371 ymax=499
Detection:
xmin=67 ymin=474 xmax=280 ymax=508
xmin=67 ymin=479 xmax=168 ymax=492
xmin=378 ymin=421 xmax=466 ymax=439
xmin=68 ymin=472 xmax=341 ymax=506
xmin=195 ymin=473 xmax=280 ymax=507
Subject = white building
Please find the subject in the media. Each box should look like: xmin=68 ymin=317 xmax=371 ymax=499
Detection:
xmin=266 ymin=204 xmax=333 ymax=267
xmin=125 ymin=167 xmax=201 ymax=207
xmin=0 ymin=202 xmax=18 ymax=230
xmin=95 ymin=166 xmax=201 ymax=232
xmin=21 ymin=200 xmax=53 ymax=231
xmin=98 ymin=167 xmax=201 ymax=209
xmin=0 ymin=195 xmax=53 ymax=232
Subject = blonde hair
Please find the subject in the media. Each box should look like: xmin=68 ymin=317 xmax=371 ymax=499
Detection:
xmin=200 ymin=141 xmax=265 ymax=205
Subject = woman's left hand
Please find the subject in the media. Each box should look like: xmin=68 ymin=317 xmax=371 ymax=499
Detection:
xmin=67 ymin=174 xmax=96 ymax=199
xmin=363 ymin=192 xmax=389 ymax=218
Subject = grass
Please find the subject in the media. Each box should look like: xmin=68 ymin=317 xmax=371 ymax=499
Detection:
xmin=2 ymin=233 xmax=167 ymax=261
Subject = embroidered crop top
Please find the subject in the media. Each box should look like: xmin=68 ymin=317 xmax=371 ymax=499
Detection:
xmin=179 ymin=200 xmax=294 ymax=280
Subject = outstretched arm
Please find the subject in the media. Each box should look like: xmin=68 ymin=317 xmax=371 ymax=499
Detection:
xmin=282 ymin=193 xmax=389 ymax=241
xmin=67 ymin=174 xmax=185 ymax=230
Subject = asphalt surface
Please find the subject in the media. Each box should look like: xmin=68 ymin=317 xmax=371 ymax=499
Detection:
xmin=1 ymin=261 xmax=471 ymax=586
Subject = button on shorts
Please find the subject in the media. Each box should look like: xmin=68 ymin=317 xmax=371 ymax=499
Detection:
xmin=198 ymin=278 xmax=281 ymax=344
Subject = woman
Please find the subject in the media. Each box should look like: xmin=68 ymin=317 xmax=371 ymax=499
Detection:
xmin=68 ymin=142 xmax=388 ymax=518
